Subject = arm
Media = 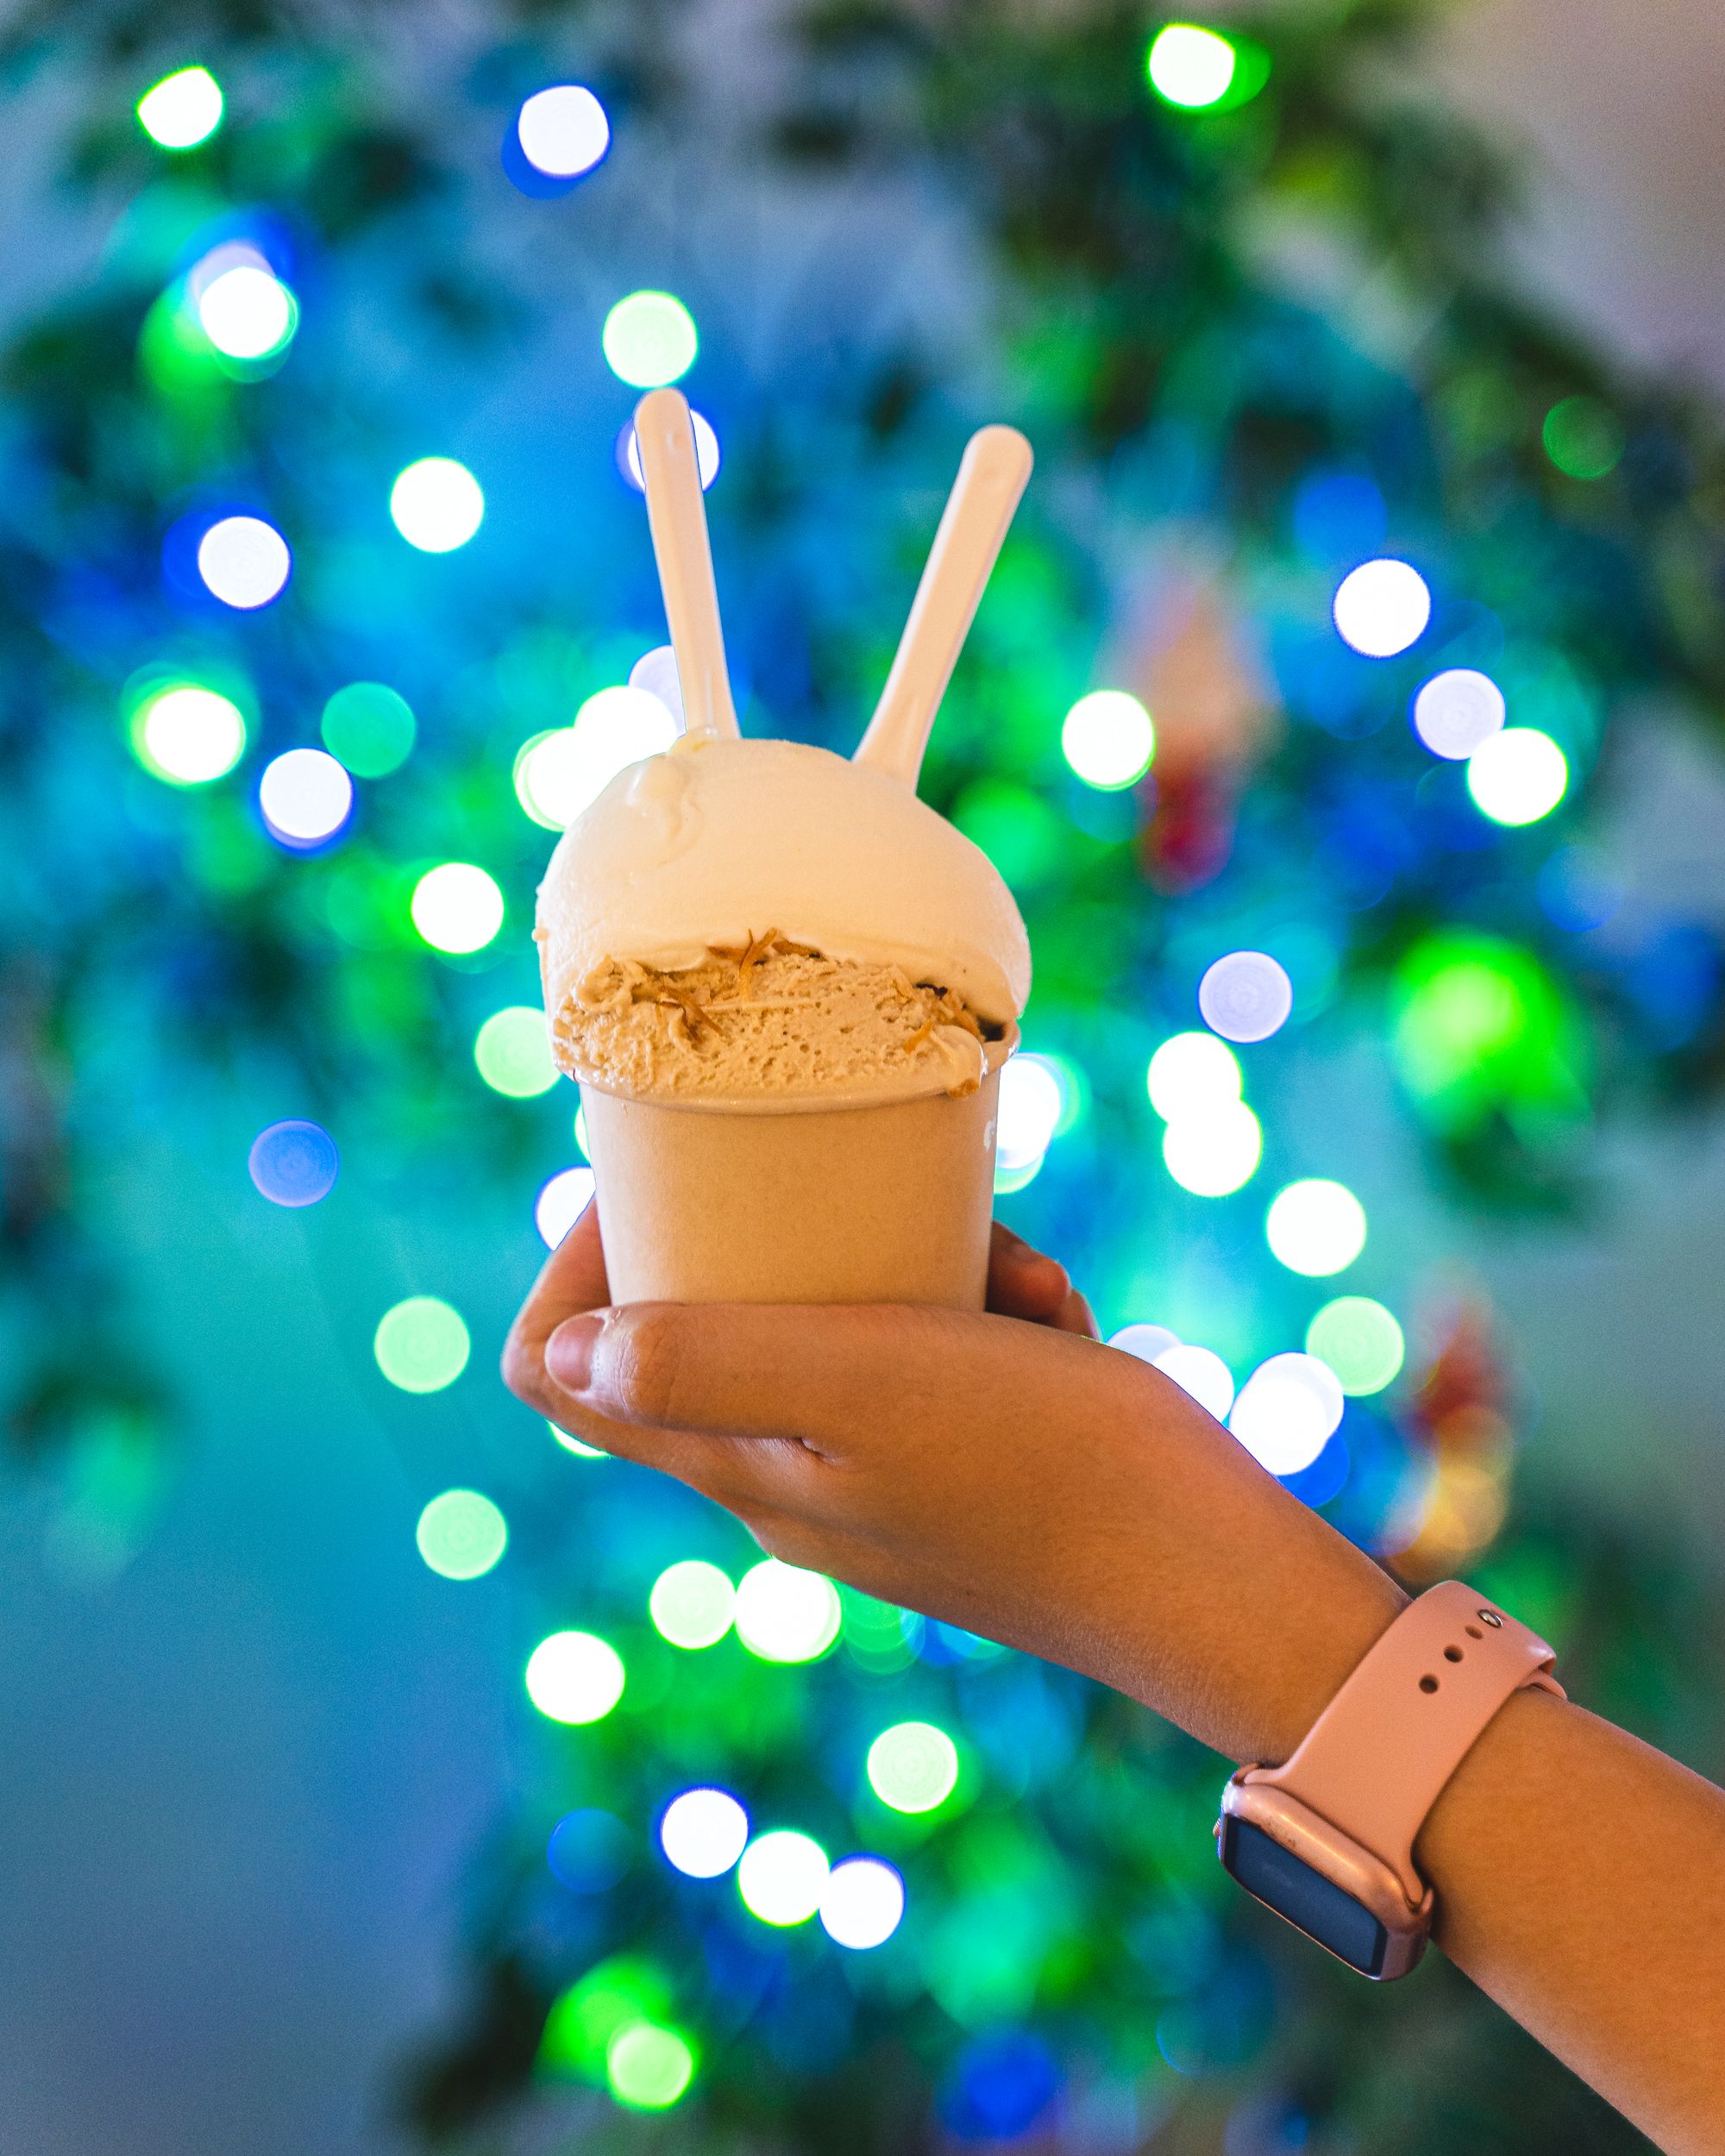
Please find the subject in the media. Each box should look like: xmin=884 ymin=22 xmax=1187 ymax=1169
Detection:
xmin=505 ymin=1211 xmax=1725 ymax=2154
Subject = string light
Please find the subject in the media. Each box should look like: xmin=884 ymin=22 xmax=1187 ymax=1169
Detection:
xmin=248 ymin=1119 xmax=338 ymax=1206
xmin=136 ymin=66 xmax=223 ymax=148
xmin=474 ymin=1007 xmax=558 ymax=1097
xmin=607 ymin=2023 xmax=695 ymax=2110
xmin=819 ymin=1858 xmax=905 ymax=1950
xmin=1411 ymin=668 xmax=1504 ymax=760
xmin=624 ymin=411 xmax=720 ymax=492
xmin=1466 ymin=727 xmax=1568 ymax=826
xmin=410 ymin=863 xmax=504 ymax=954
xmin=415 ymin=1489 xmax=508 ymax=1580
xmin=649 ymin=1559 xmax=735 ymax=1649
xmin=516 ymin=85 xmax=611 ymax=177
xmin=260 ymin=749 xmax=353 ymax=847
xmin=1060 ymin=690 xmax=1155 ymax=789
xmin=1306 ymin=1296 xmax=1405 ymax=1395
xmin=1198 ymin=952 xmax=1291 ymax=1043
xmin=515 ymin=686 xmax=678 ymax=830
xmin=390 ymin=457 xmax=484 ymax=552
xmin=733 ymin=1559 xmax=841 ymax=1664
xmin=322 ymin=682 xmax=416 ymax=777
xmin=1152 ymin=1343 xmax=1235 ymax=1420
xmin=1228 ymin=1355 xmax=1342 ymax=1477
xmin=198 ymin=265 xmax=298 ymax=361
xmin=659 ymin=1787 xmax=750 ymax=1877
xmin=1145 ymin=24 xmax=1237 ymax=107
xmin=197 ymin=515 xmax=291 ymax=608
xmin=373 ymin=1296 xmax=470 ymax=1392
xmin=525 ymin=1630 xmax=625 ymax=1723
xmin=737 ymin=1830 xmax=830 ymax=1927
xmin=134 ymin=685 xmax=247 ymax=786
xmin=1146 ymin=1032 xmax=1241 ymax=1120
xmin=1265 ymin=1179 xmax=1367 ymax=1276
xmin=536 ymin=1167 xmax=596 ymax=1248
xmin=1162 ymin=1100 xmax=1262 ymax=1196
xmin=1332 ymin=559 xmax=1431 ymax=657
xmin=602 ymin=291 xmax=699 ymax=388
xmin=867 ymin=1720 xmax=959 ymax=1814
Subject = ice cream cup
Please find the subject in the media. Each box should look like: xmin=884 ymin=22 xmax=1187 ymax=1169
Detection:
xmin=578 ymin=1028 xmax=1015 ymax=1308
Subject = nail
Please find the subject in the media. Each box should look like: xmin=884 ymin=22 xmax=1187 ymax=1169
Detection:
xmin=547 ymin=1312 xmax=604 ymax=1394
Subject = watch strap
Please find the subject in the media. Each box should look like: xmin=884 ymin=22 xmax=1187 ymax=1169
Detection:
xmin=1245 ymin=1580 xmax=1563 ymax=1905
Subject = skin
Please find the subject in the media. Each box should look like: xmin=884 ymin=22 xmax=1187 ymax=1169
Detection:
xmin=505 ymin=1207 xmax=1725 ymax=2154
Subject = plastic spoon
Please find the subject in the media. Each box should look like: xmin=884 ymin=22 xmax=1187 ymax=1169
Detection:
xmin=633 ymin=387 xmax=740 ymax=739
xmin=853 ymin=424 xmax=1033 ymax=787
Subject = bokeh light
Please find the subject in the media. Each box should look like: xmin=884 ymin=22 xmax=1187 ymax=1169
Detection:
xmin=602 ymin=291 xmax=699 ymax=388
xmin=136 ymin=66 xmax=223 ymax=148
xmin=1061 ymin=689 xmax=1155 ymax=789
xmin=134 ymin=685 xmax=247 ymax=786
xmin=649 ymin=1559 xmax=735 ymax=1650
xmin=390 ymin=457 xmax=484 ymax=552
xmin=1265 ymin=1179 xmax=1367 ymax=1276
xmin=1145 ymin=24 xmax=1237 ymax=107
xmin=515 ymin=686 xmax=679 ymax=830
xmin=1466 ymin=727 xmax=1569 ymax=826
xmin=1146 ymin=1031 xmax=1241 ymax=1120
xmin=1543 ymin=395 xmax=1625 ymax=479
xmin=411 ymin=862 xmax=505 ymax=954
xmin=733 ymin=1559 xmax=841 ymax=1664
xmin=660 ymin=1787 xmax=750 ymax=1877
xmin=1332 ymin=559 xmax=1431 ymax=657
xmin=373 ymin=1296 xmax=470 ymax=1392
xmin=415 ymin=1489 xmax=508 ymax=1580
xmin=198 ymin=266 xmax=297 ymax=360
xmin=606 ymin=2022 xmax=694 ymax=2110
xmin=1162 ymin=1100 xmax=1262 ymax=1196
xmin=820 ymin=1858 xmax=905 ymax=1949
xmin=1109 ymin=1322 xmax=1180 ymax=1365
xmin=260 ymin=749 xmax=353 ymax=847
xmin=474 ymin=1007 xmax=558 ymax=1098
xmin=321 ymin=682 xmax=415 ymax=777
xmin=624 ymin=411 xmax=720 ymax=492
xmin=197 ymin=515 xmax=291 ymax=608
xmin=526 ymin=1630 xmax=626 ymax=1723
xmin=547 ymin=1808 xmax=630 ymax=1894
xmin=867 ymin=1720 xmax=959 ymax=1814
xmin=248 ymin=1119 xmax=338 ymax=1206
xmin=995 ymin=1054 xmax=1065 ymax=1173
xmin=1306 ymin=1295 xmax=1406 ymax=1395
xmin=1411 ymin=668 xmax=1504 ymax=760
xmin=536 ymin=1166 xmax=596 ymax=1248
xmin=1152 ymin=1343 xmax=1236 ymax=1421
xmin=737 ymin=1830 xmax=830 ymax=1927
xmin=517 ymin=85 xmax=611 ymax=176
xmin=1198 ymin=951 xmax=1292 ymax=1043
xmin=1228 ymin=1352 xmax=1344 ymax=1476
xmin=628 ymin=645 xmax=685 ymax=727
xmin=550 ymin=1419 xmax=605 ymax=1460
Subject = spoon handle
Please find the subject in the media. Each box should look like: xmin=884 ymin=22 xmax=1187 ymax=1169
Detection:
xmin=634 ymin=388 xmax=740 ymax=738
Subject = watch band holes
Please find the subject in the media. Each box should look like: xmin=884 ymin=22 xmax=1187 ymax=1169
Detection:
xmin=1419 ymin=1675 xmax=1440 ymax=1694
xmin=1443 ymin=1645 xmax=1464 ymax=1663
xmin=1464 ymin=1623 xmax=1484 ymax=1639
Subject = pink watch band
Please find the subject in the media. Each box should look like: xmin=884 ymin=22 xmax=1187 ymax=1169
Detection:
xmin=1243 ymin=1580 xmax=1564 ymax=1906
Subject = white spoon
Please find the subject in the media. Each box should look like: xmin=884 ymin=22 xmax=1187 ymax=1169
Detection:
xmin=853 ymin=424 xmax=1033 ymax=787
xmin=633 ymin=387 xmax=740 ymax=739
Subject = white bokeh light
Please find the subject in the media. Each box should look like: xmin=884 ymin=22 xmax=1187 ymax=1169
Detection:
xmin=517 ymin=85 xmax=611 ymax=176
xmin=390 ymin=457 xmax=485 ymax=553
xmin=1265 ymin=1179 xmax=1367 ymax=1276
xmin=737 ymin=1831 xmax=830 ymax=1927
xmin=624 ymin=410 xmax=721 ymax=492
xmin=1109 ymin=1322 xmax=1181 ymax=1364
xmin=660 ymin=1788 xmax=750 ymax=1879
xmin=1332 ymin=559 xmax=1432 ymax=658
xmin=995 ymin=1054 xmax=1064 ymax=1171
xmin=1412 ymin=668 xmax=1505 ymax=760
xmin=1152 ymin=1344 xmax=1236 ymax=1422
xmin=628 ymin=645 xmax=686 ymax=729
xmin=1061 ymin=689 xmax=1155 ymax=789
xmin=1146 ymin=1031 xmax=1242 ymax=1121
xmin=733 ymin=1560 xmax=841 ymax=1664
xmin=1228 ymin=1353 xmax=1343 ymax=1476
xmin=198 ymin=515 xmax=291 ymax=608
xmin=198 ymin=265 xmax=295 ymax=360
xmin=411 ymin=862 xmax=505 ymax=954
xmin=1198 ymin=951 xmax=1292 ymax=1043
xmin=515 ymin=687 xmax=680 ymax=830
xmin=1467 ymin=727 xmax=1569 ymax=826
xmin=1162 ymin=1100 xmax=1262 ymax=1197
xmin=260 ymin=748 xmax=352 ymax=843
xmin=1146 ymin=23 xmax=1237 ymax=106
xmin=525 ymin=1630 xmax=625 ymax=1723
xmin=137 ymin=66 xmax=223 ymax=150
xmin=137 ymin=686 xmax=246 ymax=785
xmin=536 ymin=1166 xmax=597 ymax=1249
xmin=819 ymin=1858 xmax=905 ymax=1950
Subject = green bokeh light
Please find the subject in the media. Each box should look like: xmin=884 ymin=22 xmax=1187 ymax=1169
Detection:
xmin=867 ymin=1720 xmax=960 ymax=1814
xmin=1391 ymin=931 xmax=1584 ymax=1134
xmin=606 ymin=2021 xmax=695 ymax=2109
xmin=373 ymin=1295 xmax=470 ymax=1392
xmin=1305 ymin=1296 xmax=1406 ymax=1395
xmin=474 ymin=1006 xmax=558 ymax=1098
xmin=1145 ymin=23 xmax=1267 ymax=110
xmin=321 ymin=681 xmax=416 ymax=777
xmin=539 ymin=1957 xmax=672 ymax=2082
xmin=649 ymin=1559 xmax=735 ymax=1650
xmin=1543 ymin=395 xmax=1625 ymax=479
xmin=602 ymin=291 xmax=698 ymax=388
xmin=415 ymin=1489 xmax=508 ymax=1579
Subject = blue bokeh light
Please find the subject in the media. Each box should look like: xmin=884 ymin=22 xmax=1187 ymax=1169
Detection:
xmin=248 ymin=1119 xmax=339 ymax=1206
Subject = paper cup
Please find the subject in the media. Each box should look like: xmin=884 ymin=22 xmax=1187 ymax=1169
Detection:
xmin=578 ymin=1058 xmax=1006 ymax=1308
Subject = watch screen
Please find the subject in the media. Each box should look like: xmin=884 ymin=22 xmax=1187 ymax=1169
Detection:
xmin=1220 ymin=1817 xmax=1389 ymax=1976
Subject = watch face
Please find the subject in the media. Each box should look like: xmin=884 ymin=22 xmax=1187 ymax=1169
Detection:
xmin=1220 ymin=1816 xmax=1389 ymax=1977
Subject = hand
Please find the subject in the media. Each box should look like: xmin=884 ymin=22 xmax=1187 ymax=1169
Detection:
xmin=504 ymin=1205 xmax=1404 ymax=1765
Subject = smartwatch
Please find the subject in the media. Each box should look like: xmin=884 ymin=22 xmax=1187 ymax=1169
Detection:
xmin=1215 ymin=1579 xmax=1563 ymax=1979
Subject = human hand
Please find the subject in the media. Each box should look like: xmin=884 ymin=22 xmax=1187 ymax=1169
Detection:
xmin=504 ymin=1205 xmax=1403 ymax=1765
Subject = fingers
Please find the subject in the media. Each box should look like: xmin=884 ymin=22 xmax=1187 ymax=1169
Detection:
xmin=988 ymin=1221 xmax=1098 ymax=1338
xmin=500 ymin=1200 xmax=608 ymax=1414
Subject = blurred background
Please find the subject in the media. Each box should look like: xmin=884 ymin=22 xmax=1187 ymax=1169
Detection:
xmin=3 ymin=3 xmax=1723 ymax=2152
